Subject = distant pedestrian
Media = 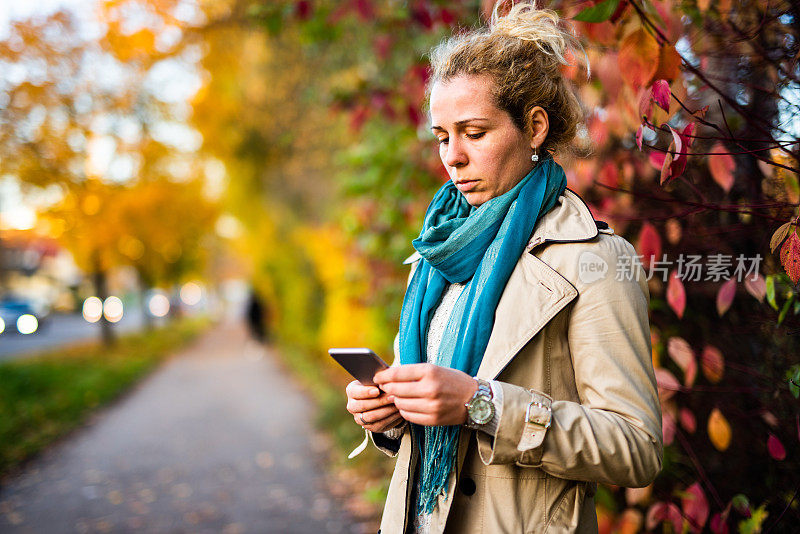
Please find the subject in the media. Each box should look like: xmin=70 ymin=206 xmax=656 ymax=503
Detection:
xmin=245 ymin=289 xmax=270 ymax=344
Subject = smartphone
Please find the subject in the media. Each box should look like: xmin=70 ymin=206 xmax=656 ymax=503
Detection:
xmin=328 ymin=348 xmax=390 ymax=386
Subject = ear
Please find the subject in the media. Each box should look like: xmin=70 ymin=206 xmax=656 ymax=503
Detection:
xmin=526 ymin=106 xmax=549 ymax=150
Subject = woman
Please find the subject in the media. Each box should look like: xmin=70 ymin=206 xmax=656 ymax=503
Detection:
xmin=345 ymin=3 xmax=663 ymax=533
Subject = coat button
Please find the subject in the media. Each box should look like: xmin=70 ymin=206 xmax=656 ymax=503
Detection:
xmin=459 ymin=476 xmax=476 ymax=496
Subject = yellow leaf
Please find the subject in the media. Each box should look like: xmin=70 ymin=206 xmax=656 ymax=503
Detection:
xmin=707 ymin=407 xmax=731 ymax=451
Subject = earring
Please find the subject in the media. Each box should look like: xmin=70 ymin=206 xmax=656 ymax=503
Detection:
xmin=531 ymin=147 xmax=539 ymax=163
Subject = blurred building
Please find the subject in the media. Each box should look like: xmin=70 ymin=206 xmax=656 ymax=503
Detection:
xmin=0 ymin=230 xmax=82 ymax=312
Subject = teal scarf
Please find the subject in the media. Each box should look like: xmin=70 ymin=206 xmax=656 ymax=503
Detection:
xmin=398 ymin=155 xmax=566 ymax=517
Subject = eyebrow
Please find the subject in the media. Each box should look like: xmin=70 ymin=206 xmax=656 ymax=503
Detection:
xmin=430 ymin=117 xmax=490 ymax=131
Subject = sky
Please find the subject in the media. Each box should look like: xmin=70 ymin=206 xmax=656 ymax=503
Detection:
xmin=0 ymin=0 xmax=205 ymax=231
xmin=0 ymin=0 xmax=92 ymax=39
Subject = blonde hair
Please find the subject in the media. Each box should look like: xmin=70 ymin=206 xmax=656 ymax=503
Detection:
xmin=427 ymin=1 xmax=590 ymax=158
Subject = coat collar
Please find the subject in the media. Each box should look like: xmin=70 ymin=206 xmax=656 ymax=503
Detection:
xmin=402 ymin=188 xmax=598 ymax=265
xmin=401 ymin=188 xmax=600 ymax=381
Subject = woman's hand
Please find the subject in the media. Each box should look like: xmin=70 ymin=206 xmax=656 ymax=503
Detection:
xmin=373 ymin=363 xmax=478 ymax=427
xmin=345 ymin=380 xmax=406 ymax=433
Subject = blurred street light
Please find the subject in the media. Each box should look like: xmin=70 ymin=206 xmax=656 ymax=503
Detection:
xmin=180 ymin=282 xmax=203 ymax=306
xmin=83 ymin=296 xmax=103 ymax=323
xmin=148 ymin=293 xmax=170 ymax=317
xmin=103 ymin=296 xmax=124 ymax=323
xmin=17 ymin=314 xmax=38 ymax=334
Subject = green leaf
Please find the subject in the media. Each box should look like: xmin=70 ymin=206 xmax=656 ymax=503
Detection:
xmin=787 ymin=365 xmax=800 ymax=399
xmin=766 ymin=275 xmax=778 ymax=310
xmin=573 ymin=0 xmax=621 ymax=22
xmin=738 ymin=504 xmax=768 ymax=534
xmin=778 ymin=297 xmax=793 ymax=325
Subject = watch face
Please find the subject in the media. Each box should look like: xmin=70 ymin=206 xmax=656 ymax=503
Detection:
xmin=469 ymin=397 xmax=494 ymax=424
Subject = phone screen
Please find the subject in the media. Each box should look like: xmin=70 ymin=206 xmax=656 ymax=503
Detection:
xmin=328 ymin=348 xmax=390 ymax=386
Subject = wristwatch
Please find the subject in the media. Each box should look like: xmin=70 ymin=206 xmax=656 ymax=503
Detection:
xmin=464 ymin=378 xmax=495 ymax=429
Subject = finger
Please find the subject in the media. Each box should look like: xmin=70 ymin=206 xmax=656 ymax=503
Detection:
xmin=373 ymin=363 xmax=430 ymax=385
xmin=347 ymin=393 xmax=397 ymax=414
xmin=396 ymin=409 xmax=435 ymax=426
xmin=361 ymin=405 xmax=400 ymax=424
xmin=346 ymin=381 xmax=381 ymax=400
xmin=378 ymin=380 xmax=429 ymax=398
xmin=370 ymin=414 xmax=406 ymax=433
xmin=392 ymin=397 xmax=438 ymax=413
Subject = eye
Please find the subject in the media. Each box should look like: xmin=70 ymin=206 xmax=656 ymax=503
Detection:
xmin=437 ymin=137 xmax=449 ymax=145
xmin=467 ymin=132 xmax=485 ymax=140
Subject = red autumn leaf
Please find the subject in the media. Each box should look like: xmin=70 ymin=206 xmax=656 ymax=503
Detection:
xmin=716 ymin=278 xmax=736 ymax=316
xmin=597 ymin=161 xmax=619 ymax=188
xmin=701 ymin=345 xmax=725 ymax=384
xmin=708 ymin=141 xmax=736 ymax=192
xmin=295 ymin=0 xmax=312 ymax=20
xmin=744 ymin=273 xmax=766 ymax=302
xmin=646 ymin=502 xmax=683 ymax=533
xmin=767 ymin=434 xmax=786 ymax=460
xmin=666 ymin=270 xmax=686 ymax=319
xmin=680 ymin=407 xmax=697 ymax=433
xmin=410 ymin=4 xmax=434 ymax=29
xmin=668 ymin=125 xmax=683 ymax=160
xmin=682 ymin=482 xmax=710 ymax=533
xmin=779 ymin=232 xmax=800 ymax=284
xmin=638 ymin=222 xmax=662 ymax=268
xmin=653 ymin=79 xmax=671 ymax=111
xmin=663 ymin=409 xmax=676 ymax=445
xmin=655 ymin=368 xmax=681 ymax=401
xmin=682 ymin=122 xmax=697 ymax=148
xmin=618 ymin=29 xmax=660 ymax=90
xmin=668 ymin=337 xmax=697 ymax=387
xmin=649 ymin=150 xmax=666 ymax=169
xmin=354 ymin=0 xmax=374 ymax=20
xmin=710 ymin=512 xmax=730 ymax=534
xmin=638 ymin=85 xmax=654 ymax=121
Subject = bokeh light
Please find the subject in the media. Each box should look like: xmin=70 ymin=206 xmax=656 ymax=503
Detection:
xmin=0 ymin=317 xmax=5 ymax=334
xmin=83 ymin=296 xmax=103 ymax=323
xmin=103 ymin=296 xmax=124 ymax=323
xmin=148 ymin=293 xmax=170 ymax=317
xmin=17 ymin=314 xmax=38 ymax=334
xmin=180 ymin=282 xmax=202 ymax=306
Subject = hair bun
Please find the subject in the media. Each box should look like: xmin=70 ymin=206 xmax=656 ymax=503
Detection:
xmin=490 ymin=2 xmax=590 ymax=79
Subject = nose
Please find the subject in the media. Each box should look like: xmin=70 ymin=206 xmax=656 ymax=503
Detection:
xmin=443 ymin=137 xmax=467 ymax=168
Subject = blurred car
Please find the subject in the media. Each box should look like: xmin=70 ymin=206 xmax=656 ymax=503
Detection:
xmin=0 ymin=298 xmax=49 ymax=335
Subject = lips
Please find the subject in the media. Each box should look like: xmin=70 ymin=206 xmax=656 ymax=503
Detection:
xmin=455 ymin=179 xmax=479 ymax=192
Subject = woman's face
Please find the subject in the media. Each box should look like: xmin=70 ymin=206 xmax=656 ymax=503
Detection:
xmin=429 ymin=74 xmax=537 ymax=207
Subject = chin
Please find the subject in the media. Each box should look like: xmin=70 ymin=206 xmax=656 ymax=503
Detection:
xmin=463 ymin=192 xmax=488 ymax=207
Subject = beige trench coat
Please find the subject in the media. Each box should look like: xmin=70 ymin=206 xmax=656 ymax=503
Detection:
xmin=367 ymin=189 xmax=664 ymax=534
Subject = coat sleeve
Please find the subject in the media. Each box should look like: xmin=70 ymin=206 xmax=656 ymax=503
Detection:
xmin=477 ymin=235 xmax=664 ymax=488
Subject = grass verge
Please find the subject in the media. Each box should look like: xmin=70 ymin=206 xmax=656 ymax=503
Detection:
xmin=0 ymin=316 xmax=211 ymax=478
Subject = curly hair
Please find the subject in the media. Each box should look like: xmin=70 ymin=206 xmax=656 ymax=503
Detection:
xmin=426 ymin=1 xmax=590 ymax=159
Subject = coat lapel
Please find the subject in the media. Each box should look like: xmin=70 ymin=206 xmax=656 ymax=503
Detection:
xmin=476 ymin=252 xmax=577 ymax=380
xmin=475 ymin=188 xmax=598 ymax=380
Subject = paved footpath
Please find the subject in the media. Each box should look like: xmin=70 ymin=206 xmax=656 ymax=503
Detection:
xmin=0 ymin=321 xmax=363 ymax=534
